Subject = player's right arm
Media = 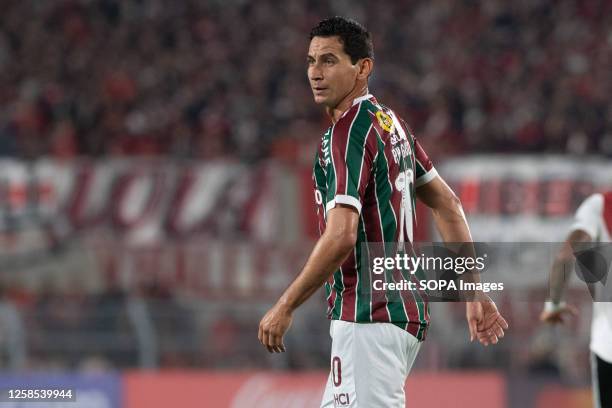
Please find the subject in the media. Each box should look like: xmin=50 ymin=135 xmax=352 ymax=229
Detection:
xmin=541 ymin=194 xmax=602 ymax=324
xmin=271 ymin=205 xmax=359 ymax=313
xmin=258 ymin=205 xmax=358 ymax=353
xmin=259 ymin=111 xmax=372 ymax=353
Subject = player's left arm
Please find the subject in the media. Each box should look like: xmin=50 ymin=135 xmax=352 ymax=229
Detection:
xmin=416 ymin=175 xmax=472 ymax=243
xmin=258 ymin=205 xmax=359 ymax=353
xmin=417 ymin=175 xmax=509 ymax=346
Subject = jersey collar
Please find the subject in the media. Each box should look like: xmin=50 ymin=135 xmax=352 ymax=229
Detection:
xmin=352 ymin=93 xmax=375 ymax=106
xmin=335 ymin=93 xmax=376 ymax=123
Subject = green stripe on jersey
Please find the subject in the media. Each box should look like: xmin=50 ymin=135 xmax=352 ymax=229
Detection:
xmin=355 ymin=215 xmax=370 ymax=321
xmin=343 ymin=104 xmax=372 ymax=200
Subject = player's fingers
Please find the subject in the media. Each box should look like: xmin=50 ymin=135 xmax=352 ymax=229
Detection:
xmin=478 ymin=330 xmax=498 ymax=345
xmin=565 ymin=305 xmax=579 ymax=317
xmin=258 ymin=323 xmax=264 ymax=344
xmin=468 ymin=318 xmax=478 ymax=342
xmin=476 ymin=326 xmax=495 ymax=340
xmin=476 ymin=312 xmax=498 ymax=332
xmin=496 ymin=314 xmax=509 ymax=330
xmin=478 ymin=312 xmax=498 ymax=331
xmin=542 ymin=312 xmax=561 ymax=324
xmin=476 ymin=329 xmax=489 ymax=344
xmin=270 ymin=335 xmax=285 ymax=353
xmin=477 ymin=317 xmax=494 ymax=333
xmin=541 ymin=311 xmax=560 ymax=323
xmin=277 ymin=336 xmax=286 ymax=353
xmin=476 ymin=328 xmax=489 ymax=340
xmin=264 ymin=336 xmax=274 ymax=353
xmin=493 ymin=322 xmax=505 ymax=339
xmin=263 ymin=331 xmax=275 ymax=353
xmin=476 ymin=318 xmax=485 ymax=332
xmin=477 ymin=333 xmax=489 ymax=346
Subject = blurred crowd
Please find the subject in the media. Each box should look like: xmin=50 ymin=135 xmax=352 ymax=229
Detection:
xmin=0 ymin=0 xmax=608 ymax=380
xmin=0 ymin=0 xmax=611 ymax=160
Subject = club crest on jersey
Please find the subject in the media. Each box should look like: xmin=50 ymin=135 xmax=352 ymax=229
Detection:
xmin=375 ymin=111 xmax=394 ymax=133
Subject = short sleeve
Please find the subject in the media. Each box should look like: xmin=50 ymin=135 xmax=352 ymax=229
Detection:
xmin=325 ymin=105 xmax=375 ymax=214
xmin=570 ymin=193 xmax=603 ymax=239
xmin=414 ymin=137 xmax=438 ymax=187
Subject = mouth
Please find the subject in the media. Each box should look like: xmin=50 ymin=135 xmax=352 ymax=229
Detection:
xmin=312 ymin=87 xmax=328 ymax=93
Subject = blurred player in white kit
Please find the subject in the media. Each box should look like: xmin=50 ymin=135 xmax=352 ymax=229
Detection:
xmin=541 ymin=192 xmax=612 ymax=408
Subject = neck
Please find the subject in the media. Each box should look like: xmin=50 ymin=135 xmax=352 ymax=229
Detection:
xmin=326 ymin=85 xmax=369 ymax=123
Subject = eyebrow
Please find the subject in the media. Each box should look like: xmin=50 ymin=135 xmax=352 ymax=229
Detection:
xmin=307 ymin=53 xmax=340 ymax=61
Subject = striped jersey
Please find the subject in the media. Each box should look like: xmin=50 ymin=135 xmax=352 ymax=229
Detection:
xmin=313 ymin=94 xmax=438 ymax=341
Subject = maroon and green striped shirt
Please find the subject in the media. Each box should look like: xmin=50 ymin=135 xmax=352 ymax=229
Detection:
xmin=313 ymin=94 xmax=437 ymax=341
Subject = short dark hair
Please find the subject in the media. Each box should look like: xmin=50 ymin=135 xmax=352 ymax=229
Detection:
xmin=309 ymin=16 xmax=374 ymax=64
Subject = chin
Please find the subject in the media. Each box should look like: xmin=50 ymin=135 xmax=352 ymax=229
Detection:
xmin=313 ymin=95 xmax=327 ymax=105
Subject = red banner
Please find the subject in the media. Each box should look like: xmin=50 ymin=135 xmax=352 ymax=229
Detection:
xmin=124 ymin=371 xmax=506 ymax=408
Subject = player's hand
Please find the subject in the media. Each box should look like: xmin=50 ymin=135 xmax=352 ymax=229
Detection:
xmin=540 ymin=302 xmax=578 ymax=324
xmin=466 ymin=293 xmax=509 ymax=346
xmin=258 ymin=302 xmax=293 ymax=353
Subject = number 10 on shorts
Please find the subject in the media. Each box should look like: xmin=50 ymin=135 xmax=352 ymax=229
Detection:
xmin=332 ymin=356 xmax=351 ymax=406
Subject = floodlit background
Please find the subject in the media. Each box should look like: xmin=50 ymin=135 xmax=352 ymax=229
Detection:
xmin=0 ymin=0 xmax=611 ymax=407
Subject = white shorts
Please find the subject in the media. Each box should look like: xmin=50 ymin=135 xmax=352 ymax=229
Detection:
xmin=320 ymin=320 xmax=421 ymax=408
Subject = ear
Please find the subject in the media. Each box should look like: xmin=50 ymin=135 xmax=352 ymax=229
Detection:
xmin=356 ymin=58 xmax=373 ymax=80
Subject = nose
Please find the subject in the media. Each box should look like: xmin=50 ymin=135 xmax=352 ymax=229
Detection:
xmin=309 ymin=64 xmax=323 ymax=81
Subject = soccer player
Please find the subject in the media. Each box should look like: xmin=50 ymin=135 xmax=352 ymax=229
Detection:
xmin=541 ymin=192 xmax=612 ymax=408
xmin=258 ymin=17 xmax=508 ymax=407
